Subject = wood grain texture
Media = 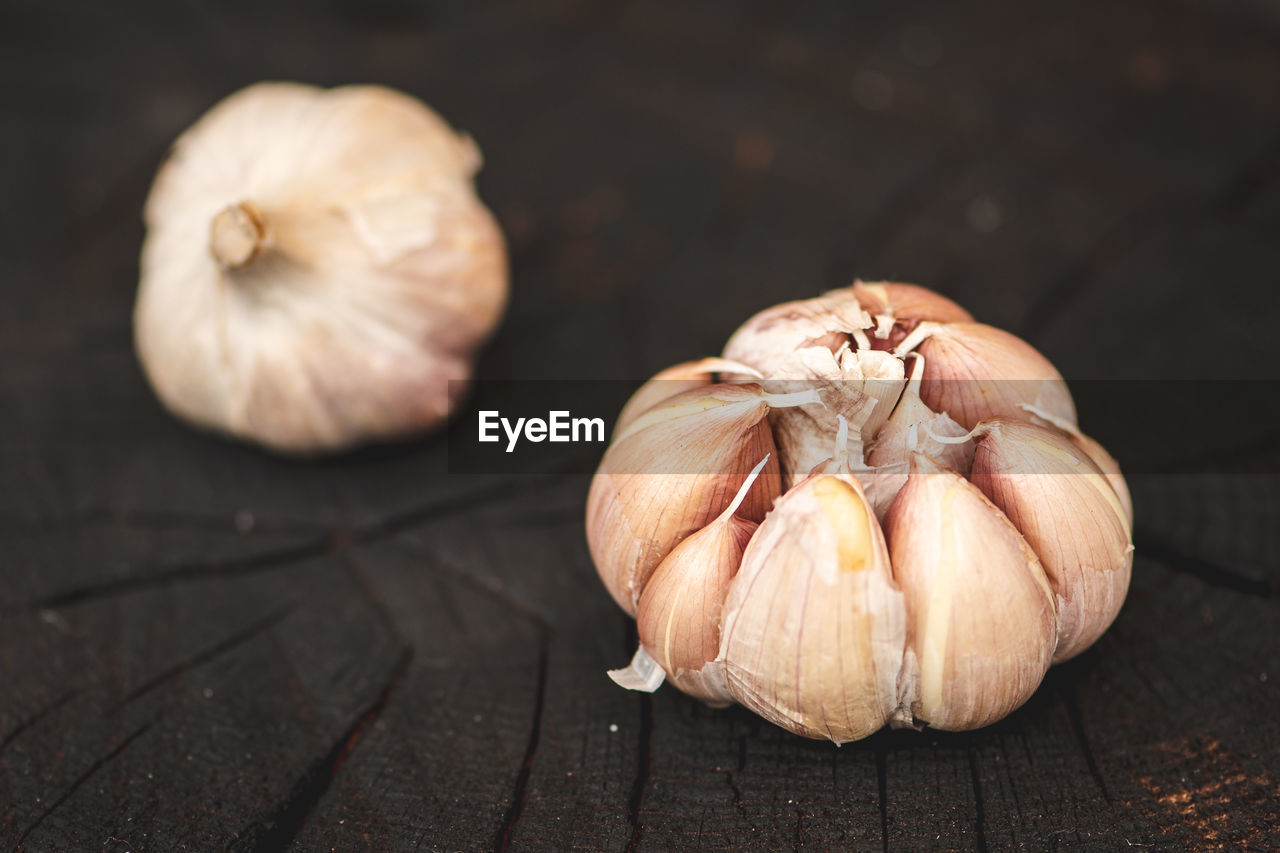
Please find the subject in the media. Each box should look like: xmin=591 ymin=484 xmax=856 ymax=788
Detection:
xmin=2 ymin=0 xmax=1278 ymax=850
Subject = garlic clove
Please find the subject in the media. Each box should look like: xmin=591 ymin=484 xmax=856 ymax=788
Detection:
xmin=864 ymin=355 xmax=973 ymax=517
xmin=884 ymin=452 xmax=1056 ymax=731
xmin=969 ymin=419 xmax=1133 ymax=662
xmin=636 ymin=456 xmax=770 ymax=705
xmin=614 ymin=358 xmax=763 ymax=436
xmin=893 ymin=322 xmax=1077 ymax=431
xmin=136 ymin=83 xmax=507 ymax=453
xmin=719 ymin=472 xmax=905 ymax=743
xmin=587 ymin=384 xmax=800 ymax=614
xmin=1019 ymin=404 xmax=1134 ymax=525
xmin=848 ymin=281 xmax=974 ymax=325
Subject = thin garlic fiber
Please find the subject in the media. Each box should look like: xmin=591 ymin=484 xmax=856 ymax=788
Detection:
xmin=588 ymin=281 xmax=1134 ymax=743
xmin=135 ymin=82 xmax=508 ymax=453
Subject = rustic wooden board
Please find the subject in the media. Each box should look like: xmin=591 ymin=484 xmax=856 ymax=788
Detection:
xmin=2 ymin=0 xmax=1278 ymax=850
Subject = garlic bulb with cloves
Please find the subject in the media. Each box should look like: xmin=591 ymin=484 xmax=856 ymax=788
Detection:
xmin=592 ymin=281 xmax=1134 ymax=742
xmin=135 ymin=82 xmax=508 ymax=453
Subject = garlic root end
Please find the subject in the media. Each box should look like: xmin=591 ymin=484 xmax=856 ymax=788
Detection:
xmin=210 ymin=200 xmax=269 ymax=269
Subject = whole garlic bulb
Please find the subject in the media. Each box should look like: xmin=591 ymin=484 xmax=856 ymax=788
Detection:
xmin=592 ymin=282 xmax=1134 ymax=742
xmin=135 ymin=82 xmax=508 ymax=453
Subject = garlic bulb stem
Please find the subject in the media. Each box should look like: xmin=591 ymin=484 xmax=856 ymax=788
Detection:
xmin=209 ymin=200 xmax=269 ymax=269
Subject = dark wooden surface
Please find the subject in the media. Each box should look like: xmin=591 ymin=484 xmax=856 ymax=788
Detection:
xmin=3 ymin=1 xmax=1279 ymax=850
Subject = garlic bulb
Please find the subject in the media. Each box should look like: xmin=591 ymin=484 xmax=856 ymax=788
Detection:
xmin=591 ymin=281 xmax=1133 ymax=742
xmin=135 ymin=82 xmax=507 ymax=452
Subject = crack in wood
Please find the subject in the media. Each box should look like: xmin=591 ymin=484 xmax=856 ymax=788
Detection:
xmin=16 ymin=473 xmax=573 ymax=613
xmin=0 ymin=689 xmax=77 ymax=754
xmin=624 ymin=692 xmax=653 ymax=853
xmin=1057 ymin=682 xmax=1112 ymax=804
xmin=724 ymin=769 xmax=745 ymax=811
xmin=493 ymin=637 xmax=550 ymax=853
xmin=109 ymin=606 xmax=293 ymax=711
xmin=0 ymin=506 xmax=327 ymax=535
xmin=230 ymin=647 xmax=413 ymax=853
xmin=21 ymin=538 xmax=337 ymax=612
xmin=344 ymin=553 xmax=411 ymax=650
xmin=410 ymin=548 xmax=555 ymax=632
xmin=875 ymin=745 xmax=889 ymax=853
xmin=967 ymin=746 xmax=989 ymax=853
xmin=14 ymin=718 xmax=155 ymax=850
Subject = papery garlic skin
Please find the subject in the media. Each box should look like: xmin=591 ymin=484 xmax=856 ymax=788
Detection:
xmin=135 ymin=82 xmax=507 ymax=453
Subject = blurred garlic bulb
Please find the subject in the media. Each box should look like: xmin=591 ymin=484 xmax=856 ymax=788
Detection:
xmin=135 ymin=82 xmax=508 ymax=453
xmin=592 ymin=281 xmax=1134 ymax=742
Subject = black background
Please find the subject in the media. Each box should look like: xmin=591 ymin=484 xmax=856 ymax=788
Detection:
xmin=2 ymin=1 xmax=1278 ymax=850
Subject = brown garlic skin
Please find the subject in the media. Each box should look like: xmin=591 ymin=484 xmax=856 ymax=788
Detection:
xmin=588 ymin=282 xmax=1134 ymax=742
xmin=135 ymin=82 xmax=507 ymax=453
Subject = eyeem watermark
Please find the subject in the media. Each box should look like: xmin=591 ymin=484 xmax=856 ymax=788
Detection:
xmin=478 ymin=410 xmax=606 ymax=452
